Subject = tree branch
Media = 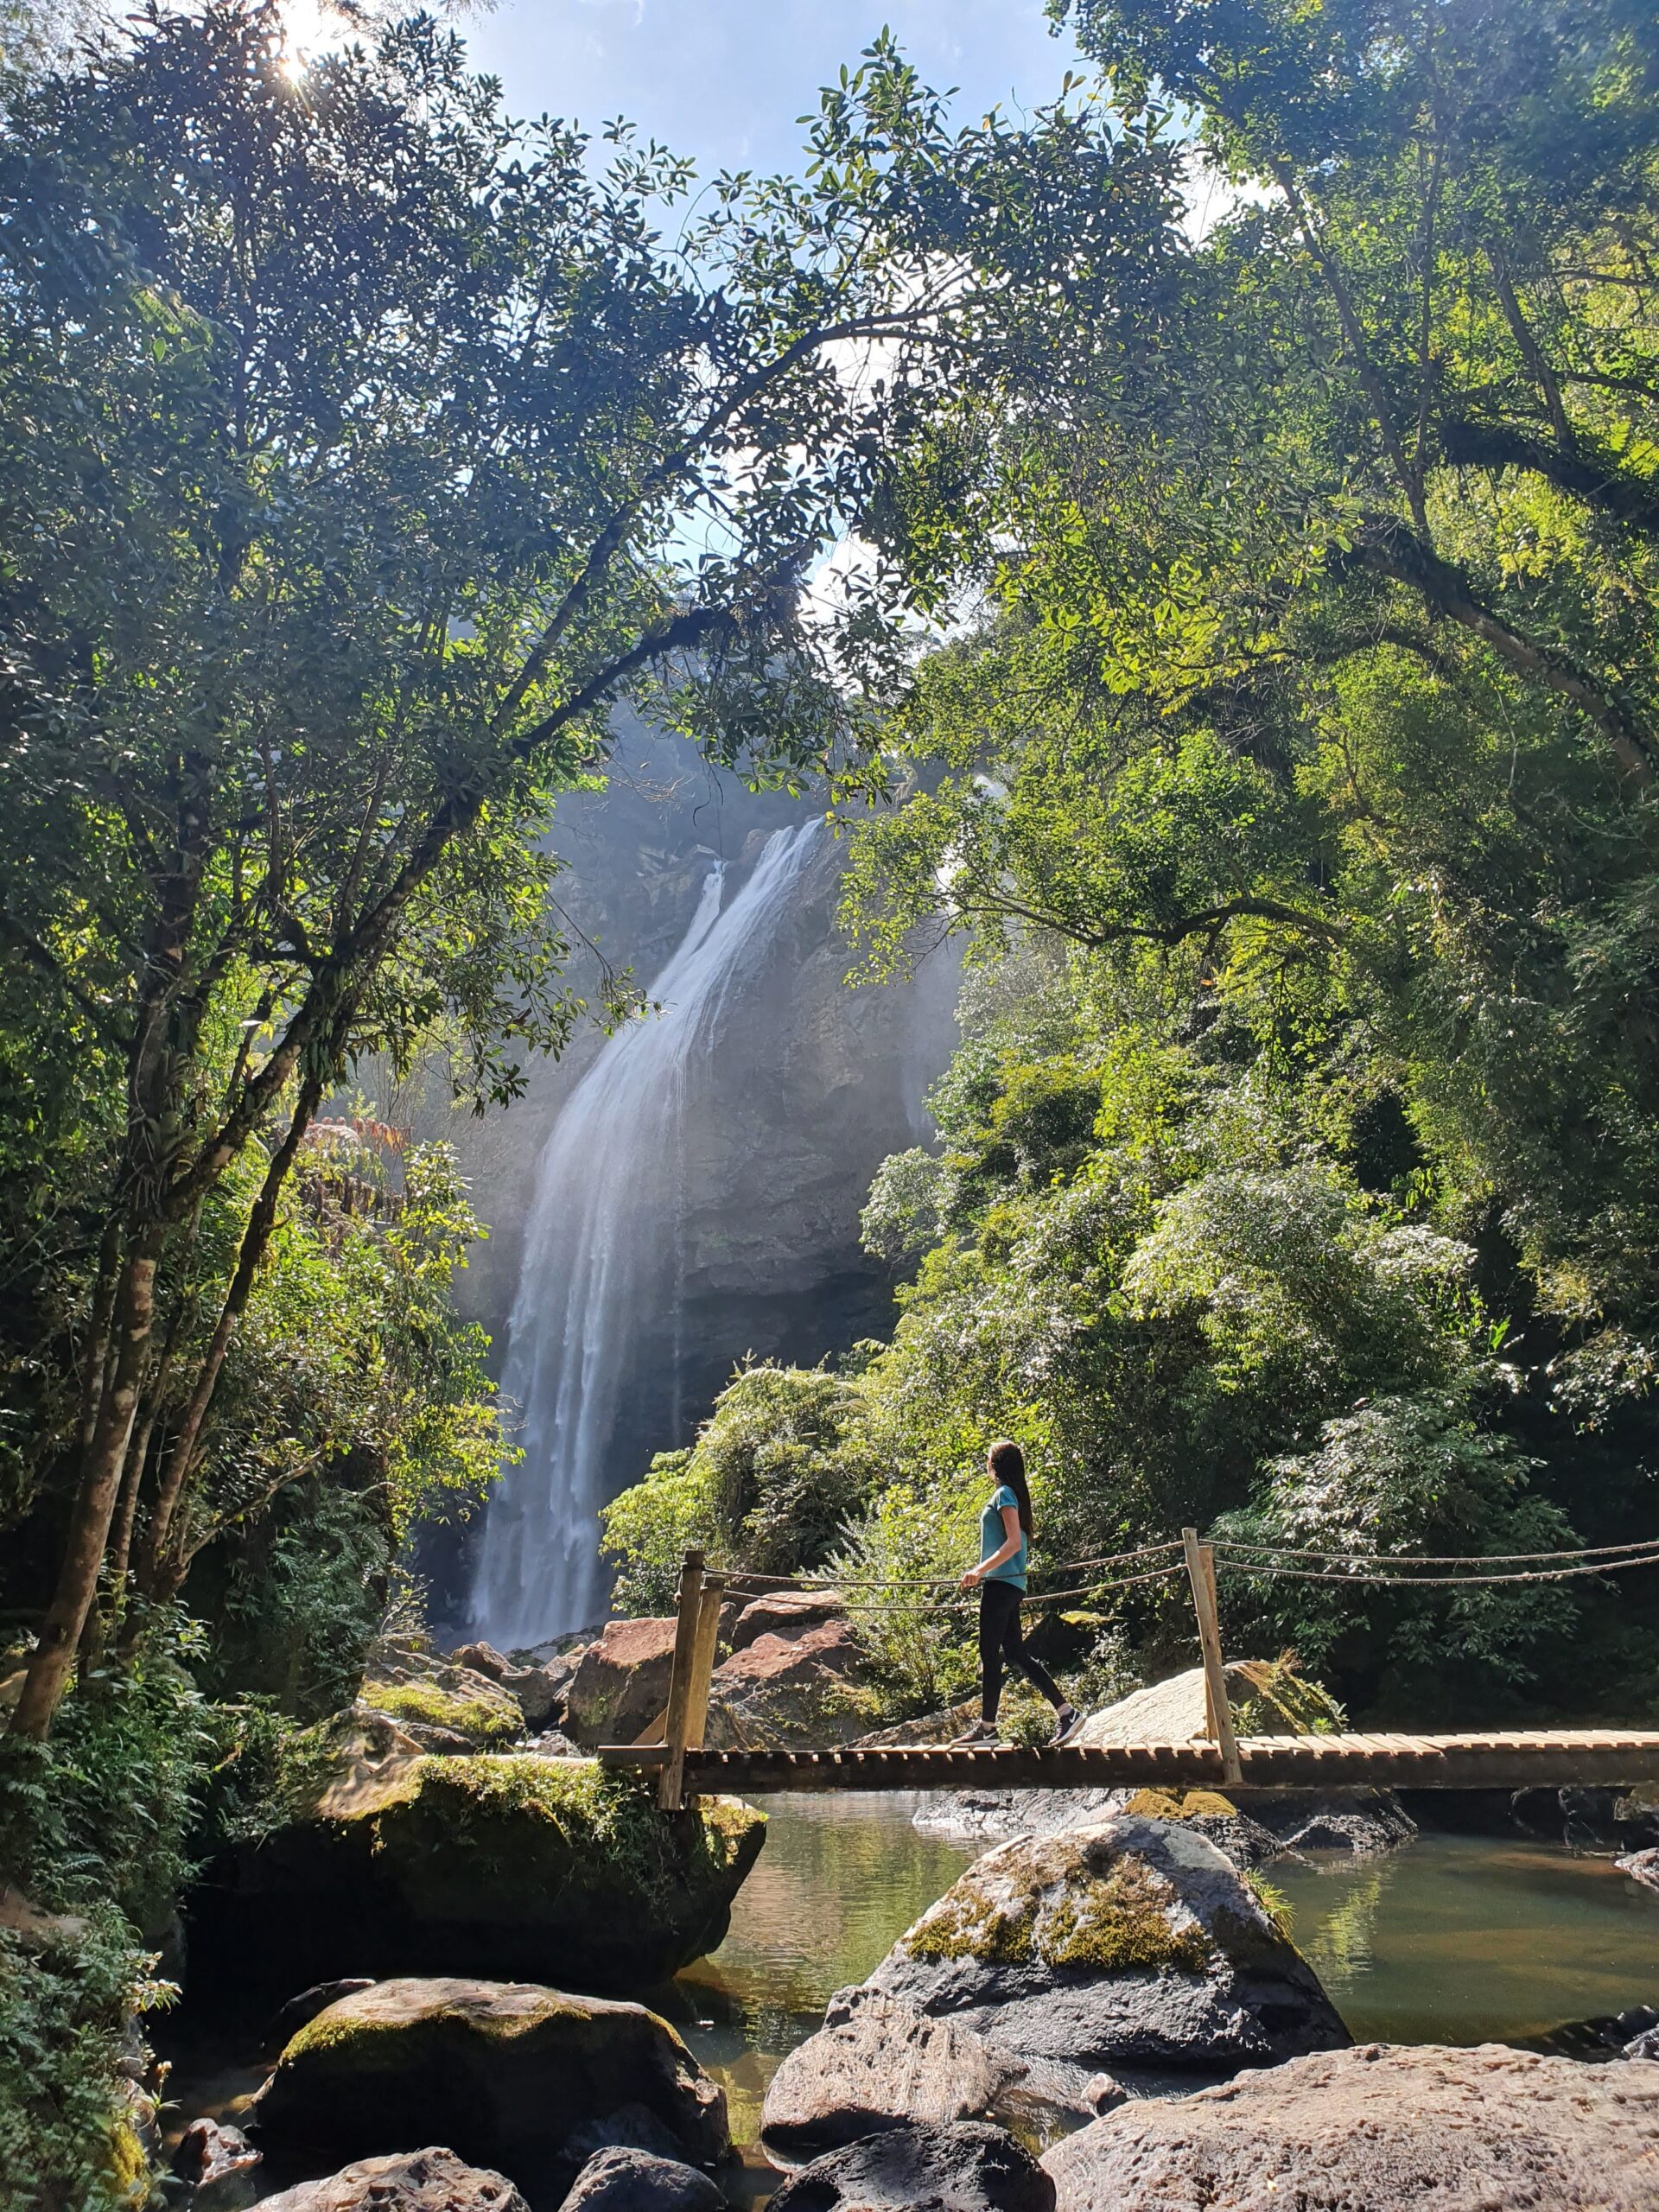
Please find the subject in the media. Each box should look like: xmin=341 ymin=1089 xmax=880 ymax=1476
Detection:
xmin=1438 ymin=415 xmax=1659 ymax=543
xmin=1344 ymin=523 xmax=1655 ymax=787
xmin=0 ymin=905 xmax=130 ymax=1051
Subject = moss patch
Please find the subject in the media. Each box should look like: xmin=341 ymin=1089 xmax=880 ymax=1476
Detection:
xmin=1043 ymin=1858 xmax=1212 ymax=1974
xmin=1229 ymin=1655 xmax=1344 ymax=1737
xmin=362 ymin=1676 xmax=522 ymax=1745
xmin=906 ymin=1883 xmax=1039 ymax=1966
xmin=1123 ymin=1789 xmax=1237 ymax=1821
xmin=902 ymin=1836 xmax=1213 ymax=1975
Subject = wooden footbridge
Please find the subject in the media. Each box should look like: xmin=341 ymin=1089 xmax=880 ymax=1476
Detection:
xmin=599 ymin=1534 xmax=1659 ymax=1809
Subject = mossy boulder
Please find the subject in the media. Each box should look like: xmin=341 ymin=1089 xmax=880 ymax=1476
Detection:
xmin=864 ymin=1816 xmax=1348 ymax=2114
xmin=195 ymin=1754 xmax=766 ymax=1994
xmin=251 ymin=1978 xmax=727 ymax=2191
xmin=371 ymin=1758 xmax=766 ymax=1983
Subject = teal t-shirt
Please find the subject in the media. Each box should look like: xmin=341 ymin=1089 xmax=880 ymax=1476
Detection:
xmin=979 ymin=1484 xmax=1028 ymax=1589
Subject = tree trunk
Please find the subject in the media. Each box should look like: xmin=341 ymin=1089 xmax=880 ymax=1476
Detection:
xmin=10 ymin=1233 xmax=161 ymax=1740
xmin=133 ymin=1069 xmax=326 ymax=1599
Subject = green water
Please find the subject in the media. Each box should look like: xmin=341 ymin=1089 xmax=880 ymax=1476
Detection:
xmin=662 ymin=1793 xmax=979 ymax=2157
xmin=1272 ymin=1829 xmax=1659 ymax=2045
xmin=662 ymin=1795 xmax=1659 ymax=2197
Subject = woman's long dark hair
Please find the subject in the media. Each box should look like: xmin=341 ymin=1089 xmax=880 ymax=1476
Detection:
xmin=988 ymin=1439 xmax=1033 ymax=1540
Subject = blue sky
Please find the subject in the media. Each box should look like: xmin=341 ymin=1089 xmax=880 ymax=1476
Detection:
xmin=462 ymin=1 xmax=1086 ymax=177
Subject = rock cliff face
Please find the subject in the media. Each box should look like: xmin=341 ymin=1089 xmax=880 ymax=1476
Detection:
xmin=442 ymin=727 xmax=954 ymax=1353
xmin=410 ymin=724 xmax=956 ymax=1630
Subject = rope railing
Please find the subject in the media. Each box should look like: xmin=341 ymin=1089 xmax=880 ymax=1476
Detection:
xmin=729 ymin=1535 xmax=1659 ymax=1609
xmin=638 ymin=1521 xmax=1659 ymax=1804
xmin=1212 ymin=1535 xmax=1659 ymax=1570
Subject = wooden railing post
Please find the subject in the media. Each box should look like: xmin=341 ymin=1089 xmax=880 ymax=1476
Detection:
xmin=683 ymin=1571 xmax=726 ymax=1755
xmin=658 ymin=1548 xmax=705 ymax=1810
xmin=1183 ymin=1526 xmax=1243 ymax=1788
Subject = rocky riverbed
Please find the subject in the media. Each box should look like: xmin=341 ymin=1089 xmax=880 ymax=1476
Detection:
xmin=157 ymin=1636 xmax=1659 ymax=2211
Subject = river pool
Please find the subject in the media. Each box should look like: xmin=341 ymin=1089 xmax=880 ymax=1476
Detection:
xmin=663 ymin=1792 xmax=1659 ymax=2199
xmin=165 ymin=1793 xmax=1659 ymax=2204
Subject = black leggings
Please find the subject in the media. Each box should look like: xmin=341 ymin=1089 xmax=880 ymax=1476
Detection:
xmin=979 ymin=1579 xmax=1065 ymax=1724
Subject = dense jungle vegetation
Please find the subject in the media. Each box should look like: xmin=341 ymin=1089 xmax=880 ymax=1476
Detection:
xmin=1 ymin=0 xmax=1656 ymax=2201
xmin=606 ymin=0 xmax=1659 ymax=1727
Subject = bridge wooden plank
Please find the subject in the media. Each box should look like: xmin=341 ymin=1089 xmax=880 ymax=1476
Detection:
xmin=594 ymin=1731 xmax=1659 ymax=1795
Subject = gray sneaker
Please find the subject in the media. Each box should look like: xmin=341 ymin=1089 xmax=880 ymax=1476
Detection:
xmin=1049 ymin=1703 xmax=1082 ymax=1747
xmin=952 ymin=1719 xmax=1002 ymax=1747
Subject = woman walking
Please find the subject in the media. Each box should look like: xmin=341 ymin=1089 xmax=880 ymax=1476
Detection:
xmin=956 ymin=1440 xmax=1080 ymax=1747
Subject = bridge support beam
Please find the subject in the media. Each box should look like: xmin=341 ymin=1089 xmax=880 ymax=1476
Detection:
xmin=1184 ymin=1526 xmax=1243 ymax=1788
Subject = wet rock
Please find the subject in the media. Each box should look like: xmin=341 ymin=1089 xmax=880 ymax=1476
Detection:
xmin=1079 ymin=2073 xmax=1126 ymax=2114
xmin=560 ymin=2145 xmax=722 ymax=2209
xmin=564 ymin=1618 xmax=677 ymax=1747
xmin=760 ymin=1986 xmax=1021 ymax=2167
xmin=1627 ymin=2025 xmax=1659 ymax=2060
xmin=728 ymin=1590 xmax=845 ymax=1651
xmin=251 ymin=1977 xmax=728 ymax=2186
xmin=257 ymin=2146 xmax=528 ymax=2212
xmin=1233 ymin=1788 xmax=1415 ymax=1859
xmin=1621 ymin=1847 xmax=1659 ymax=1894
xmin=864 ymin=1815 xmax=1348 ymax=2116
xmin=706 ymin=1618 xmax=865 ymax=1751
xmin=171 ymin=2118 xmax=261 ymax=2211
xmin=1526 ymin=2000 xmax=1659 ymax=2059
xmin=1618 ymin=1783 xmax=1659 ymax=1851
xmin=196 ymin=1754 xmax=766 ymax=1993
xmin=270 ymin=1979 xmax=378 ymax=2048
xmin=1040 ymin=2041 xmax=1659 ymax=2211
xmin=912 ymin=1789 xmax=1125 ymax=1847
xmin=769 ymin=2120 xmax=1054 ymax=2212
xmin=449 ymin=1643 xmax=575 ymax=1732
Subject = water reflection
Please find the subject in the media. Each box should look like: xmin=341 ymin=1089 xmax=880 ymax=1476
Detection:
xmin=667 ymin=1792 xmax=978 ymax=2152
xmin=1273 ymin=1833 xmax=1659 ymax=2046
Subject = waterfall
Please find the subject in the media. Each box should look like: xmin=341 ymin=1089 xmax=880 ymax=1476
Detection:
xmin=472 ymin=820 xmax=823 ymax=1647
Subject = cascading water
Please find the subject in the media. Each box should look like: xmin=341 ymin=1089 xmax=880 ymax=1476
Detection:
xmin=472 ymin=820 xmax=823 ymax=1646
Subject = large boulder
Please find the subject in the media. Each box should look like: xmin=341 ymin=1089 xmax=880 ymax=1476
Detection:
xmin=257 ymin=2147 xmax=528 ymax=2212
xmin=561 ymin=2146 xmax=722 ymax=2209
xmin=1040 ymin=2042 xmax=1659 ymax=2211
xmin=768 ymin=2120 xmax=1053 ymax=2212
xmin=760 ymin=1986 xmax=1020 ymax=2167
xmin=251 ymin=1978 xmax=728 ymax=2188
xmin=196 ymin=1753 xmax=766 ymax=1993
xmin=863 ymin=1815 xmax=1348 ymax=2114
xmin=448 ymin=1641 xmax=577 ymax=1733
xmin=728 ymin=1589 xmax=844 ymax=1651
xmin=564 ymin=1618 xmax=677 ymax=1747
xmin=1075 ymin=1659 xmax=1343 ymax=1751
xmin=919 ymin=1666 xmax=1409 ymax=1866
xmin=705 ymin=1618 xmax=865 ymax=1750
